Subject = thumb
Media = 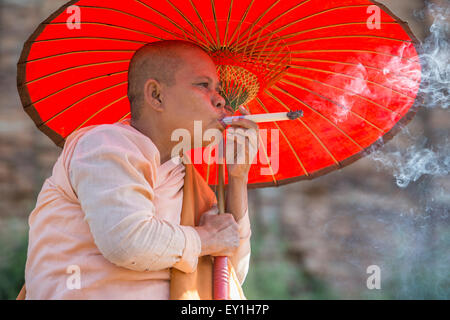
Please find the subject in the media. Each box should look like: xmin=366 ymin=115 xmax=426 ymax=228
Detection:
xmin=199 ymin=205 xmax=219 ymax=225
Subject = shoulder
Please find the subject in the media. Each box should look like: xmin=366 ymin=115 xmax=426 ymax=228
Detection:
xmin=67 ymin=123 xmax=160 ymax=185
xmin=71 ymin=123 xmax=160 ymax=162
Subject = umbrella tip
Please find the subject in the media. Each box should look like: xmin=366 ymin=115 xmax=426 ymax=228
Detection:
xmin=287 ymin=110 xmax=303 ymax=120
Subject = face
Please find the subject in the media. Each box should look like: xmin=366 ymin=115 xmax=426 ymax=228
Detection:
xmin=159 ymin=48 xmax=231 ymax=147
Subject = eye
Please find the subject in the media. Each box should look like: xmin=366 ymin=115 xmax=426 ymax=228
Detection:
xmin=198 ymin=82 xmax=209 ymax=88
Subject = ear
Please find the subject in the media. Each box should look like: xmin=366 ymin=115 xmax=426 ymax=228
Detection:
xmin=143 ymin=78 xmax=164 ymax=111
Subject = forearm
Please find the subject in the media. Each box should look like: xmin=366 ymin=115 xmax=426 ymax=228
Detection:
xmin=226 ymin=176 xmax=248 ymax=222
xmin=91 ymin=213 xmax=201 ymax=273
xmin=226 ymin=176 xmax=252 ymax=283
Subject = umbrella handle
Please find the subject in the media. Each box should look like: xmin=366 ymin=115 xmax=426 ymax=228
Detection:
xmin=213 ymin=256 xmax=229 ymax=299
xmin=213 ymin=163 xmax=229 ymax=300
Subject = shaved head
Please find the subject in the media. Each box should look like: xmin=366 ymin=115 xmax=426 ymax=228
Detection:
xmin=127 ymin=40 xmax=209 ymax=120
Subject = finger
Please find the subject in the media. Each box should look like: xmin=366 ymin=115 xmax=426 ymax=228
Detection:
xmin=230 ymin=118 xmax=259 ymax=131
xmin=199 ymin=206 xmax=219 ymax=224
xmin=229 ymin=130 xmax=258 ymax=151
xmin=238 ymin=105 xmax=250 ymax=115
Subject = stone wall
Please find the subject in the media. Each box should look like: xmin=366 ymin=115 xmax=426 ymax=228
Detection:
xmin=0 ymin=0 xmax=448 ymax=299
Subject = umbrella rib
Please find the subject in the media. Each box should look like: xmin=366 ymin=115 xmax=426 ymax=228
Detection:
xmin=206 ymin=145 xmax=212 ymax=184
xmin=239 ymin=21 xmax=399 ymax=50
xmin=65 ymin=96 xmax=129 ymax=139
xmin=117 ymin=112 xmax=131 ymax=122
xmin=236 ymin=0 xmax=311 ymax=49
xmin=286 ymin=66 xmax=416 ymax=100
xmin=269 ymin=85 xmax=363 ymax=150
xmin=252 ymin=35 xmax=412 ymax=52
xmin=134 ymin=0 xmax=197 ymax=41
xmin=290 ymin=49 xmax=420 ymax=64
xmin=256 ymin=49 xmax=419 ymax=65
xmin=290 ymin=57 xmax=421 ymax=84
xmin=232 ymin=0 xmax=281 ymax=52
xmin=263 ymin=91 xmax=341 ymax=167
xmin=77 ymin=5 xmax=187 ymax=40
xmin=210 ymin=0 xmax=221 ymax=48
xmin=24 ymin=71 xmax=128 ymax=108
xmin=29 ymin=36 xmax=147 ymax=45
xmin=164 ymin=0 xmax=213 ymax=48
xmin=284 ymin=71 xmax=406 ymax=116
xmin=227 ymin=0 xmax=255 ymax=46
xmin=279 ymin=79 xmax=386 ymax=133
xmin=255 ymin=97 xmax=310 ymax=177
xmin=240 ymin=105 xmax=279 ymax=185
xmin=189 ymin=0 xmax=217 ymax=50
xmin=223 ymin=0 xmax=233 ymax=48
xmin=19 ymin=50 xmax=135 ymax=64
xmin=256 ymin=129 xmax=278 ymax=186
xmin=24 ymin=60 xmax=130 ymax=86
xmin=42 ymin=22 xmax=167 ymax=42
xmin=282 ymin=72 xmax=403 ymax=115
xmin=236 ymin=4 xmax=370 ymax=48
xmin=38 ymin=81 xmax=128 ymax=128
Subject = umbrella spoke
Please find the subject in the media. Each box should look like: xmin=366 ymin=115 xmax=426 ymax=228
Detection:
xmin=235 ymin=4 xmax=369 ymax=50
xmin=67 ymin=95 xmax=129 ymax=138
xmin=117 ymin=112 xmax=131 ymax=123
xmin=231 ymin=0 xmax=280 ymax=52
xmin=165 ymin=0 xmax=214 ymax=48
xmin=269 ymin=85 xmax=363 ymax=150
xmin=227 ymin=0 xmax=255 ymax=46
xmin=134 ymin=0 xmax=201 ymax=43
xmin=252 ymin=35 xmax=413 ymax=52
xmin=235 ymin=0 xmax=311 ymax=50
xmin=19 ymin=50 xmax=135 ymax=64
xmin=240 ymin=21 xmax=399 ymax=50
xmin=210 ymin=0 xmax=221 ymax=48
xmin=278 ymin=79 xmax=386 ymax=133
xmin=290 ymin=49 xmax=420 ymax=64
xmin=189 ymin=0 xmax=217 ymax=50
xmin=290 ymin=57 xmax=421 ymax=84
xmin=78 ymin=5 xmax=189 ymax=41
xmin=281 ymin=72 xmax=402 ymax=116
xmin=28 ymin=36 xmax=146 ymax=46
xmin=223 ymin=0 xmax=234 ymax=48
xmin=38 ymin=81 xmax=128 ymax=127
xmin=24 ymin=60 xmax=130 ymax=86
xmin=286 ymin=66 xmax=416 ymax=100
xmin=24 ymin=70 xmax=128 ymax=108
xmin=264 ymin=90 xmax=341 ymax=167
xmin=255 ymin=98 xmax=309 ymax=177
xmin=43 ymin=21 xmax=167 ymax=42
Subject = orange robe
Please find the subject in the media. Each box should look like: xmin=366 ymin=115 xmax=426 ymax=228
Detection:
xmin=22 ymin=119 xmax=251 ymax=299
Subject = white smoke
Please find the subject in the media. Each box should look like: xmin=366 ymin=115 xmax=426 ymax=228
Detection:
xmin=368 ymin=1 xmax=450 ymax=187
xmin=369 ymin=131 xmax=449 ymax=188
xmin=416 ymin=1 xmax=450 ymax=109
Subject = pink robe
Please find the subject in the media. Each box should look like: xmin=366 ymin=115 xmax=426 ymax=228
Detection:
xmin=24 ymin=119 xmax=251 ymax=299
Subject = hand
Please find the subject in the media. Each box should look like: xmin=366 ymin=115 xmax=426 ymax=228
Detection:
xmin=194 ymin=205 xmax=240 ymax=257
xmin=225 ymin=106 xmax=259 ymax=180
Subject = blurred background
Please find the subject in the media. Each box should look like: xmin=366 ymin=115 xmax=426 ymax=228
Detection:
xmin=0 ymin=0 xmax=448 ymax=299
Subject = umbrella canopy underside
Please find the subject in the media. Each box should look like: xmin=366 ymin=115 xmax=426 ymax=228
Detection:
xmin=17 ymin=0 xmax=422 ymax=188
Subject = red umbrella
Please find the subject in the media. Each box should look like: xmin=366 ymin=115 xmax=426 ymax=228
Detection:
xmin=17 ymin=0 xmax=421 ymax=299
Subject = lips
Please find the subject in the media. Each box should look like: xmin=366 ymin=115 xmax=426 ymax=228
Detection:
xmin=217 ymin=118 xmax=227 ymax=130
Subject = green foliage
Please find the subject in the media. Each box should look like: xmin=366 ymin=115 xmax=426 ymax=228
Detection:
xmin=0 ymin=219 xmax=28 ymax=300
xmin=242 ymin=210 xmax=336 ymax=300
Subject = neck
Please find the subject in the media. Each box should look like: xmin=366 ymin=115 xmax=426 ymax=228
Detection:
xmin=131 ymin=116 xmax=176 ymax=164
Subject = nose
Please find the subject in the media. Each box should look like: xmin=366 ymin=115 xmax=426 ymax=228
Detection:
xmin=212 ymin=90 xmax=226 ymax=111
